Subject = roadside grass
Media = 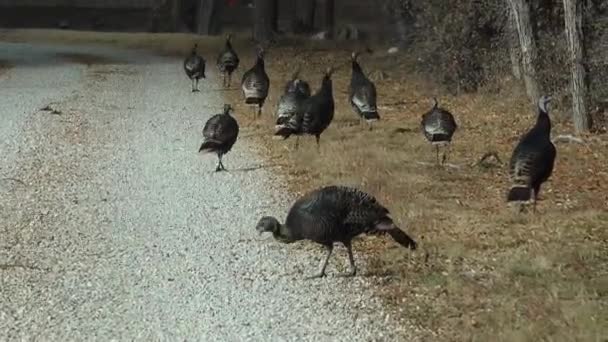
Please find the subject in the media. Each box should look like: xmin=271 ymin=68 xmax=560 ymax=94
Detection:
xmin=0 ymin=59 xmax=12 ymax=75
xmin=55 ymin=52 xmax=119 ymax=65
xmin=0 ymin=28 xmax=221 ymax=56
xmin=4 ymin=30 xmax=607 ymax=340
xmin=221 ymin=45 xmax=608 ymax=341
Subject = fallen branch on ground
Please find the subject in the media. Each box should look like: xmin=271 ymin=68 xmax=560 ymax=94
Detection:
xmin=552 ymin=134 xmax=584 ymax=144
xmin=0 ymin=263 xmax=42 ymax=271
xmin=415 ymin=161 xmax=462 ymax=170
xmin=391 ymin=127 xmax=416 ymax=134
xmin=414 ymin=150 xmax=503 ymax=170
xmin=474 ymin=151 xmax=503 ymax=168
xmin=40 ymin=104 xmax=62 ymax=115
xmin=0 ymin=177 xmax=26 ymax=185
xmin=380 ymin=99 xmax=419 ymax=107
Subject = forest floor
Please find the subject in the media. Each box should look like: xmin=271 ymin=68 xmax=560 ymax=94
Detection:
xmin=2 ymin=29 xmax=607 ymax=341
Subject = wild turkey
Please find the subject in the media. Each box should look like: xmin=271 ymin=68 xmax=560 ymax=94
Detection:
xmin=184 ymin=43 xmax=206 ymax=92
xmin=421 ymin=97 xmax=458 ymax=165
xmin=241 ymin=46 xmax=270 ymax=119
xmin=349 ymin=52 xmax=380 ymax=130
xmin=507 ymin=95 xmax=556 ymax=212
xmin=274 ymin=67 xmax=335 ymax=151
xmin=256 ymin=185 xmax=417 ymax=278
xmin=198 ymin=104 xmax=240 ymax=172
xmin=216 ymin=34 xmax=240 ymax=88
xmin=275 ymin=69 xmax=311 ymax=128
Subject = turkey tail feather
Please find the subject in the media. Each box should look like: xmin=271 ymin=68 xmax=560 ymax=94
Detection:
xmin=362 ymin=111 xmax=380 ymax=121
xmin=507 ymin=186 xmax=532 ymax=202
xmin=274 ymin=126 xmax=294 ymax=139
xmin=199 ymin=140 xmax=222 ymax=153
xmin=388 ymin=229 xmax=417 ymax=250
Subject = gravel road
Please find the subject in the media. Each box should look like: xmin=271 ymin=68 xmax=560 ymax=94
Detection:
xmin=0 ymin=42 xmax=417 ymax=341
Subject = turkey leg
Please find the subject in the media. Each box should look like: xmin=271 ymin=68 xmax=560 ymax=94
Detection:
xmin=338 ymin=241 xmax=357 ymax=277
xmin=306 ymin=244 xmax=333 ymax=279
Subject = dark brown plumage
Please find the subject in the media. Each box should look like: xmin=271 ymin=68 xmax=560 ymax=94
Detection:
xmin=184 ymin=43 xmax=206 ymax=92
xmin=275 ymin=69 xmax=311 ymax=129
xmin=507 ymin=95 xmax=556 ymax=212
xmin=256 ymin=185 xmax=417 ymax=278
xmin=274 ymin=67 xmax=335 ymax=151
xmin=199 ymin=104 xmax=239 ymax=172
xmin=216 ymin=34 xmax=240 ymax=88
xmin=421 ymin=97 xmax=458 ymax=165
xmin=241 ymin=46 xmax=270 ymax=119
xmin=349 ymin=52 xmax=379 ymax=130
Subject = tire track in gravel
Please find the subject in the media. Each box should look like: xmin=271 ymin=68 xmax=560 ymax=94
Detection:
xmin=1 ymin=44 xmax=420 ymax=341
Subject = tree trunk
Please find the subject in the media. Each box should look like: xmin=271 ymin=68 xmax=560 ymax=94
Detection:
xmin=171 ymin=0 xmax=182 ymax=32
xmin=197 ymin=0 xmax=217 ymax=35
xmin=269 ymin=0 xmax=279 ymax=32
xmin=507 ymin=6 xmax=522 ymax=79
xmin=285 ymin=0 xmax=298 ymax=33
xmin=396 ymin=2 xmax=415 ymax=48
xmin=508 ymin=0 xmax=540 ymax=105
xmin=320 ymin=0 xmax=335 ymax=38
xmin=254 ymin=0 xmax=276 ymax=43
xmin=296 ymin=0 xmax=316 ymax=33
xmin=563 ymin=0 xmax=590 ymax=132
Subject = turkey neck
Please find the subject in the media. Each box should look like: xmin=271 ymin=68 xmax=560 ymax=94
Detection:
xmin=254 ymin=55 xmax=265 ymax=71
xmin=320 ymin=75 xmax=333 ymax=99
xmin=534 ymin=106 xmax=552 ymax=137
xmin=272 ymin=223 xmax=296 ymax=244
xmin=351 ymin=60 xmax=364 ymax=80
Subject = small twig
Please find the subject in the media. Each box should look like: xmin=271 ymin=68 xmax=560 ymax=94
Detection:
xmin=552 ymin=134 xmax=584 ymax=144
xmin=0 ymin=177 xmax=26 ymax=185
xmin=415 ymin=161 xmax=462 ymax=170
xmin=474 ymin=151 xmax=503 ymax=167
xmin=380 ymin=99 xmax=420 ymax=107
xmin=392 ymin=127 xmax=416 ymax=134
xmin=0 ymin=263 xmax=42 ymax=271
xmin=40 ymin=104 xmax=62 ymax=115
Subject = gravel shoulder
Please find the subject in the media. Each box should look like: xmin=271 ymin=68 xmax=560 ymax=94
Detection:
xmin=0 ymin=43 xmax=418 ymax=341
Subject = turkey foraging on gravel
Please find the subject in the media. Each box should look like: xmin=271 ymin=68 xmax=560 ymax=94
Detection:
xmin=256 ymin=185 xmax=417 ymax=279
xmin=274 ymin=67 xmax=335 ymax=151
xmin=421 ymin=97 xmax=458 ymax=165
xmin=349 ymin=52 xmax=379 ymax=130
xmin=241 ymin=46 xmax=270 ymax=119
xmin=184 ymin=43 xmax=206 ymax=92
xmin=275 ymin=69 xmax=311 ymax=128
xmin=507 ymin=95 xmax=556 ymax=212
xmin=199 ymin=104 xmax=239 ymax=172
xmin=217 ymin=34 xmax=240 ymax=88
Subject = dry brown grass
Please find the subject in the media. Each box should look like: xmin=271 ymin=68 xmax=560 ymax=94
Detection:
xmin=0 ymin=59 xmax=12 ymax=75
xmin=3 ymin=30 xmax=607 ymax=340
xmin=55 ymin=52 xmax=118 ymax=65
xmin=222 ymin=45 xmax=608 ymax=341
xmin=0 ymin=28 xmax=235 ymax=57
